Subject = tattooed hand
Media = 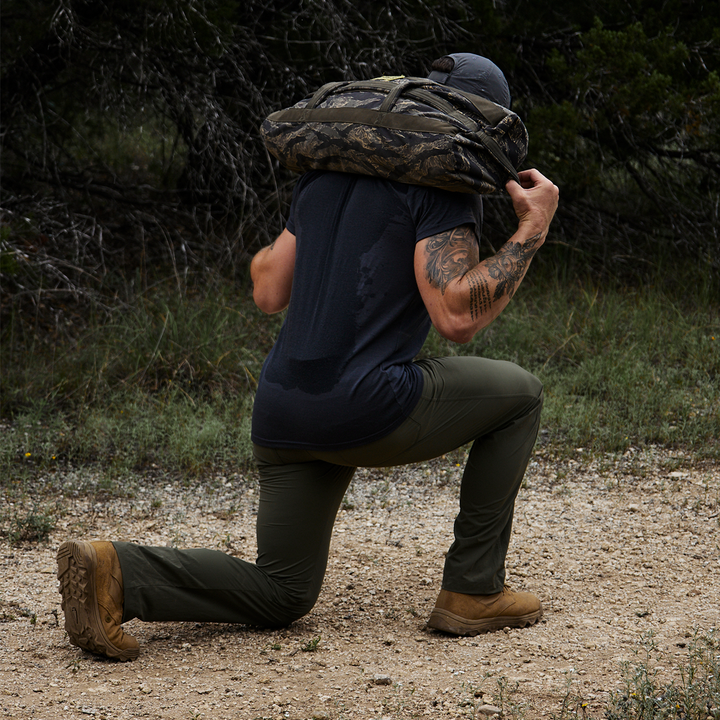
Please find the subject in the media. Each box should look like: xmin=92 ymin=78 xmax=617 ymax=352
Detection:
xmin=506 ymin=169 xmax=559 ymax=240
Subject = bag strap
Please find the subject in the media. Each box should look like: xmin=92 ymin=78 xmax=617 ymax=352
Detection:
xmin=470 ymin=128 xmax=520 ymax=183
xmin=306 ymin=78 xmax=511 ymax=126
xmin=285 ymin=78 xmax=522 ymax=183
xmin=378 ymin=78 xmax=432 ymax=112
xmin=306 ymin=81 xmax=352 ymax=109
xmin=376 ymin=81 xmax=520 ymax=182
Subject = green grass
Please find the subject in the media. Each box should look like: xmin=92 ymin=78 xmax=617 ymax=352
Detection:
xmin=1 ymin=279 xmax=280 ymax=479
xmin=546 ymin=630 xmax=720 ymax=720
xmin=2 ymin=502 xmax=57 ymax=545
xmin=452 ymin=630 xmax=720 ymax=720
xmin=605 ymin=630 xmax=720 ymax=720
xmin=421 ymin=278 xmax=720 ymax=457
xmin=1 ymin=271 xmax=719 ymax=485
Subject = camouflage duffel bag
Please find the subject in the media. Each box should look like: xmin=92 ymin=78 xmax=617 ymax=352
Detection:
xmin=260 ymin=76 xmax=528 ymax=194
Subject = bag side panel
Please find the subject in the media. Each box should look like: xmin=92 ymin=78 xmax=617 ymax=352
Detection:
xmin=260 ymin=80 xmax=528 ymax=194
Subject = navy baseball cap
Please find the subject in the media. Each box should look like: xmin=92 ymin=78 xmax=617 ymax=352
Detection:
xmin=428 ymin=53 xmax=512 ymax=108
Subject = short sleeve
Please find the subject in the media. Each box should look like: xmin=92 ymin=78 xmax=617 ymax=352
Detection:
xmin=285 ymin=179 xmax=303 ymax=235
xmin=405 ymin=185 xmax=483 ymax=244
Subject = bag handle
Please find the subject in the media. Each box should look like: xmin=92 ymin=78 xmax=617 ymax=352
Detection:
xmin=306 ymin=81 xmax=352 ymax=109
xmin=378 ymin=78 xmax=432 ymax=113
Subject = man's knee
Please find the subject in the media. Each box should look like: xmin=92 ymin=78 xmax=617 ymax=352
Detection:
xmin=523 ymin=373 xmax=544 ymax=427
xmin=263 ymin=584 xmax=321 ymax=628
xmin=499 ymin=363 xmax=543 ymax=413
xmin=506 ymin=362 xmax=543 ymax=396
xmin=530 ymin=375 xmax=544 ymax=410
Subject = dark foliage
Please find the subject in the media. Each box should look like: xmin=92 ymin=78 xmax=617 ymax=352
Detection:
xmin=1 ymin=0 xmax=718 ymax=331
xmin=0 ymin=0 xmax=472 ymax=317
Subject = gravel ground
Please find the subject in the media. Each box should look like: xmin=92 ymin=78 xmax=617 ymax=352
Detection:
xmin=1 ymin=446 xmax=719 ymax=719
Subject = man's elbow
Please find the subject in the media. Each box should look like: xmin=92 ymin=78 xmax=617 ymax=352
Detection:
xmin=253 ymin=286 xmax=288 ymax=314
xmin=441 ymin=329 xmax=474 ymax=344
xmin=433 ymin=316 xmax=480 ymax=344
xmin=434 ymin=304 xmax=504 ymax=343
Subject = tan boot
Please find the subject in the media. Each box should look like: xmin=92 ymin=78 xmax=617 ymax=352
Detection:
xmin=57 ymin=540 xmax=139 ymax=661
xmin=427 ymin=586 xmax=543 ymax=636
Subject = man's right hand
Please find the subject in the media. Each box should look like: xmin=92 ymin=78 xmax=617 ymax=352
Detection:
xmin=505 ymin=169 xmax=559 ymax=241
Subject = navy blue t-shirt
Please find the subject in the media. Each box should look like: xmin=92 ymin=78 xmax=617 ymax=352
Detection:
xmin=251 ymin=171 xmax=482 ymax=450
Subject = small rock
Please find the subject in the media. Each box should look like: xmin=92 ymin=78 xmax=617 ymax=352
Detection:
xmin=476 ymin=704 xmax=502 ymax=717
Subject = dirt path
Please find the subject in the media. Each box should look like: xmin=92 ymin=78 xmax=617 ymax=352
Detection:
xmin=2 ymin=447 xmax=719 ymax=719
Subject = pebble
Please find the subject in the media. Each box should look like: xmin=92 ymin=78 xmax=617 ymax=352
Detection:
xmin=476 ymin=704 xmax=502 ymax=716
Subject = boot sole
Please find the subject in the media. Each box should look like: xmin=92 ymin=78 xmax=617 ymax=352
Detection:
xmin=426 ymin=606 xmax=543 ymax=636
xmin=57 ymin=541 xmax=139 ymax=661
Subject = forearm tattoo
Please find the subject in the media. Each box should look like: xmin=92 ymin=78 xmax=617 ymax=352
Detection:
xmin=485 ymin=232 xmax=543 ymax=301
xmin=424 ymin=225 xmax=479 ymax=293
xmin=424 ymin=227 xmax=543 ymax=322
xmin=466 ymin=269 xmax=493 ymax=320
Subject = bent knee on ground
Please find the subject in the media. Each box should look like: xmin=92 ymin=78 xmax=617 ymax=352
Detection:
xmin=262 ymin=585 xmax=321 ymax=628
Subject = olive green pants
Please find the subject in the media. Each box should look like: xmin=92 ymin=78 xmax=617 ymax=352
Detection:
xmin=116 ymin=356 xmax=543 ymax=627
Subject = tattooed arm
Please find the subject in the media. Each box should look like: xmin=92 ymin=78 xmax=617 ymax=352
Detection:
xmin=415 ymin=169 xmax=558 ymax=343
xmin=251 ymin=228 xmax=296 ymax=313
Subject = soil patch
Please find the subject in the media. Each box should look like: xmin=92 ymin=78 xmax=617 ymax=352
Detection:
xmin=2 ymin=447 xmax=719 ymax=718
